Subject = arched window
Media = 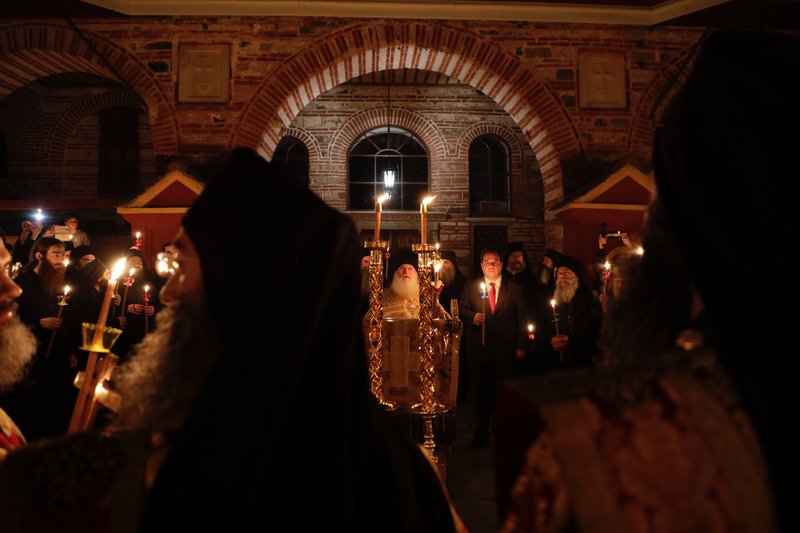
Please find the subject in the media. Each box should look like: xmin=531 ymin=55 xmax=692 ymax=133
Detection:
xmin=348 ymin=126 xmax=428 ymax=211
xmin=469 ymin=135 xmax=510 ymax=217
xmin=98 ymin=107 xmax=140 ymax=197
xmin=273 ymin=136 xmax=309 ymax=187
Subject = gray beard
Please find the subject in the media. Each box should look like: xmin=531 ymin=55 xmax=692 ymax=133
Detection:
xmin=554 ymin=279 xmax=578 ymax=305
xmin=0 ymin=315 xmax=37 ymax=391
xmin=114 ymin=295 xmax=220 ymax=431
xmin=391 ymin=274 xmax=420 ymax=300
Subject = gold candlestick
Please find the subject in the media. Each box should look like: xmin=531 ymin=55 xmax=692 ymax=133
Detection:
xmin=411 ymin=243 xmax=445 ymax=415
xmin=45 ymin=285 xmax=70 ymax=359
xmin=363 ymin=238 xmax=395 ymax=410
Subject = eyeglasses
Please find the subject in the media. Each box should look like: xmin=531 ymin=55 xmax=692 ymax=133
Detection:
xmin=482 ymin=260 xmax=501 ymax=267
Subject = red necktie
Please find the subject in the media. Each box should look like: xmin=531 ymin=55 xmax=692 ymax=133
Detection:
xmin=489 ymin=282 xmax=496 ymax=313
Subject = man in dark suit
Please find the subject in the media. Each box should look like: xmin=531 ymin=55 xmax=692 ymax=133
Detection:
xmin=460 ymin=248 xmax=527 ymax=448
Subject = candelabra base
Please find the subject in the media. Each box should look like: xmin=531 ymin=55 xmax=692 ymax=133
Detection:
xmin=410 ymin=401 xmax=447 ymax=415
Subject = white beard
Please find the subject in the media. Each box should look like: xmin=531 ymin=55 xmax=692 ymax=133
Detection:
xmin=391 ymin=273 xmax=420 ymax=300
xmin=114 ymin=296 xmax=220 ymax=431
xmin=0 ymin=315 xmax=37 ymax=391
xmin=554 ymin=278 xmax=578 ymax=305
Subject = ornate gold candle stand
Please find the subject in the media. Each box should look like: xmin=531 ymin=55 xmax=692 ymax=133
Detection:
xmin=68 ymin=322 xmax=123 ymax=433
xmin=411 ymin=243 xmax=447 ymax=473
xmin=363 ymin=239 xmax=396 ymax=410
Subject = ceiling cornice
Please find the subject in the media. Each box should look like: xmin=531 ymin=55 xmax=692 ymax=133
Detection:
xmin=80 ymin=0 xmax=730 ymax=25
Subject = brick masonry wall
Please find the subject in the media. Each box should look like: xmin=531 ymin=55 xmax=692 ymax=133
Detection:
xmin=0 ymin=16 xmax=703 ymax=259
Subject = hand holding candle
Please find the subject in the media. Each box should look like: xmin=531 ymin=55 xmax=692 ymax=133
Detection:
xmin=135 ymin=231 xmax=142 ymax=248
xmin=420 ymin=195 xmax=436 ymax=244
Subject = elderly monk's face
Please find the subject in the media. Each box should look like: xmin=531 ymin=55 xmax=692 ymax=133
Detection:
xmin=0 ymin=245 xmax=22 ymax=328
xmin=161 ymin=227 xmax=204 ymax=306
xmin=396 ymin=264 xmax=417 ymax=281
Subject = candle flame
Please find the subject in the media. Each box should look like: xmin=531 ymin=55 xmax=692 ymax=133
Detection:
xmin=550 ymin=298 xmax=556 ymax=308
xmin=110 ymin=258 xmax=127 ymax=281
xmin=376 ymin=193 xmax=389 ymax=204
xmin=635 ymin=245 xmax=644 ymax=256
xmin=603 ymin=261 xmax=610 ymax=270
xmin=68 ymin=234 xmax=73 ymax=240
xmin=144 ymin=285 xmax=150 ymax=293
xmin=63 ymin=259 xmax=70 ymax=267
xmin=528 ymin=323 xmax=534 ymax=332
xmin=129 ymin=267 xmax=136 ymax=277
xmin=34 ymin=208 xmax=44 ymax=221
xmin=64 ymin=285 xmax=71 ymax=295
xmin=433 ymin=261 xmax=441 ymax=273
xmin=422 ymin=195 xmax=436 ymax=206
xmin=136 ymin=231 xmax=141 ymax=239
xmin=480 ymin=282 xmax=486 ymax=291
xmin=435 ymin=242 xmax=440 ymax=251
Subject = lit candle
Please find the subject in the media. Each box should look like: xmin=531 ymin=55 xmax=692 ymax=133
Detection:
xmin=420 ymin=195 xmax=436 ymax=245
xmin=144 ymin=285 xmax=151 ymax=335
xmin=550 ymin=298 xmax=563 ymax=362
xmin=528 ymin=322 xmax=535 ymax=340
xmin=374 ymin=193 xmax=388 ymax=241
xmin=480 ymin=282 xmax=488 ymax=347
xmin=119 ymin=268 xmax=136 ymax=318
xmin=433 ymin=258 xmax=441 ymax=283
xmin=63 ymin=259 xmax=70 ymax=268
xmin=635 ymin=245 xmax=644 ymax=256
xmin=92 ymin=258 xmax=126 ymax=349
xmin=45 ymin=285 xmax=71 ymax=359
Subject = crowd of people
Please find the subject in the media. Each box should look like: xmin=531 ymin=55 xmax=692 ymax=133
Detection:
xmin=0 ymin=28 xmax=792 ymax=532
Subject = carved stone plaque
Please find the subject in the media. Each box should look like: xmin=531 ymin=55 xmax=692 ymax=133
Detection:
xmin=578 ymin=51 xmax=627 ymax=109
xmin=178 ymin=44 xmax=230 ymax=103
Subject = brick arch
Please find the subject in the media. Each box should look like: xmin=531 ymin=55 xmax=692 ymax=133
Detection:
xmin=327 ymin=105 xmax=448 ymax=188
xmin=0 ymin=23 xmax=179 ymax=154
xmin=629 ymin=50 xmax=696 ymax=158
xmin=271 ymin=126 xmax=322 ymax=162
xmin=231 ymin=21 xmax=578 ymax=212
xmin=455 ymin=123 xmax=524 ymax=161
xmin=47 ymin=90 xmax=144 ymax=166
xmin=275 ymin=126 xmax=322 ymax=186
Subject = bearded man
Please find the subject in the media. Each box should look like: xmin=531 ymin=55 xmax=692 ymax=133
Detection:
xmin=0 ymin=244 xmax=38 ymax=458
xmin=4 ymin=237 xmax=66 ymax=439
xmin=381 ymin=248 xmax=447 ymax=319
xmin=543 ymin=255 xmax=602 ymax=370
xmin=0 ymin=148 xmax=458 ymax=532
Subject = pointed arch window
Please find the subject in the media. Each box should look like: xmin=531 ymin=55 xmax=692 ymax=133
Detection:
xmin=273 ymin=136 xmax=309 ymax=188
xmin=469 ymin=135 xmax=510 ymax=217
xmin=348 ymin=126 xmax=428 ymax=211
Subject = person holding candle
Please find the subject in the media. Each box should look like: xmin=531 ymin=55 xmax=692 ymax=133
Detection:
xmin=459 ymin=248 xmax=527 ymax=449
xmin=63 ymin=214 xmax=90 ymax=247
xmin=0 ymin=148 xmax=461 ymax=531
xmin=0 ymin=244 xmax=38 ymax=459
xmin=114 ymin=249 xmax=156 ymax=362
xmin=2 ymin=237 xmax=67 ymax=439
xmin=536 ymin=255 xmax=602 ymax=371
